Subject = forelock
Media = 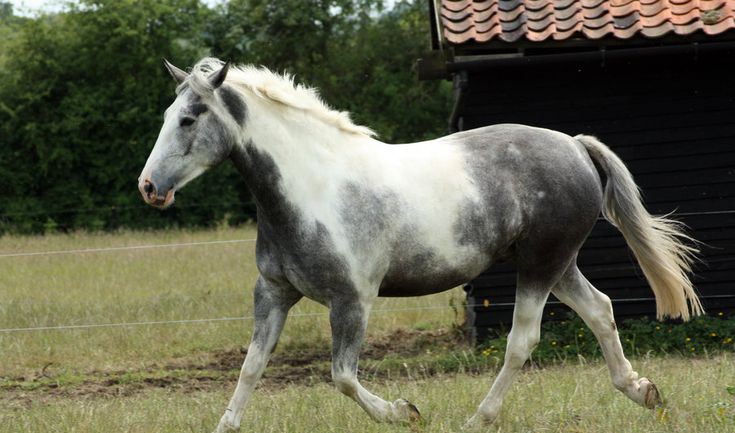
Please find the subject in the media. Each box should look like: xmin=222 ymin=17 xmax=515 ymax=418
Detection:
xmin=175 ymin=57 xmax=225 ymax=97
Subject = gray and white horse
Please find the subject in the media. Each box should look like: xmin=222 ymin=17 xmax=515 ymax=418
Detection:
xmin=138 ymin=58 xmax=702 ymax=432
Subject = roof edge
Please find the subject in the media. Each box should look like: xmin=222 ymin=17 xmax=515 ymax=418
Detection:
xmin=418 ymin=38 xmax=735 ymax=80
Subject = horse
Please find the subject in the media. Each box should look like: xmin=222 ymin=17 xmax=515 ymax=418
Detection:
xmin=138 ymin=57 xmax=702 ymax=432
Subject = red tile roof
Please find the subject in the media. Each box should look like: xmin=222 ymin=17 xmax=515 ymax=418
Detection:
xmin=440 ymin=0 xmax=735 ymax=44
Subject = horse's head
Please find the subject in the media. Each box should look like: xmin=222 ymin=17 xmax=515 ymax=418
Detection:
xmin=138 ymin=59 xmax=242 ymax=209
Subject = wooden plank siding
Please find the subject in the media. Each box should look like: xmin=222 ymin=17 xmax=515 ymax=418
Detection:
xmin=455 ymin=54 xmax=735 ymax=342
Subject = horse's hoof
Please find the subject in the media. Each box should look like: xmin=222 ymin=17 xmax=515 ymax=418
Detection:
xmin=392 ymin=398 xmax=422 ymax=423
xmin=462 ymin=413 xmax=495 ymax=431
xmin=214 ymin=416 xmax=240 ymax=433
xmin=640 ymin=378 xmax=663 ymax=409
xmin=461 ymin=415 xmax=477 ymax=431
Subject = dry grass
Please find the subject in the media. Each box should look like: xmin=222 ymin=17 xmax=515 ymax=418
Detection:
xmin=0 ymin=226 xmax=464 ymax=378
xmin=2 ymin=355 xmax=733 ymax=433
xmin=2 ymin=228 xmax=732 ymax=433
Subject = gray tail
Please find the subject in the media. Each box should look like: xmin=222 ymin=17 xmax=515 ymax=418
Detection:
xmin=576 ymin=134 xmax=703 ymax=321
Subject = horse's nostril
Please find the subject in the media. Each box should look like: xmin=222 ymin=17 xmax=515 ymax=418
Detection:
xmin=143 ymin=180 xmax=155 ymax=196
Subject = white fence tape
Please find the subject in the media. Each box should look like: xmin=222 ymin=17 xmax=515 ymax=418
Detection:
xmin=0 ymin=238 xmax=256 ymax=258
xmin=0 ymin=305 xmax=469 ymax=334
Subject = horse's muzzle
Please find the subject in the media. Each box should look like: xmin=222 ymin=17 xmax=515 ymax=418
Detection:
xmin=139 ymin=178 xmax=175 ymax=209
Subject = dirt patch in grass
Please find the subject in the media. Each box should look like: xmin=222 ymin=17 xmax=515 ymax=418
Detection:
xmin=197 ymin=327 xmax=468 ymax=371
xmin=1 ymin=327 xmax=471 ymax=406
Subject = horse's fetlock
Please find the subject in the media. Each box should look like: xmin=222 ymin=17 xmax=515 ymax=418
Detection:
xmin=528 ymin=332 xmax=541 ymax=348
xmin=332 ymin=373 xmax=357 ymax=396
xmin=612 ymin=375 xmax=631 ymax=392
xmin=478 ymin=405 xmax=500 ymax=423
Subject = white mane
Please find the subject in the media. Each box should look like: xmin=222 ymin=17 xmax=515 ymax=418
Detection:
xmin=184 ymin=57 xmax=376 ymax=137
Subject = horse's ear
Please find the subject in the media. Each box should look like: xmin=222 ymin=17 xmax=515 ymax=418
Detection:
xmin=163 ymin=58 xmax=187 ymax=84
xmin=208 ymin=61 xmax=230 ymax=89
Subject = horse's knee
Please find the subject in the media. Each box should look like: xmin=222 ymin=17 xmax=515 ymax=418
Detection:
xmin=527 ymin=329 xmax=541 ymax=349
xmin=504 ymin=342 xmax=537 ymax=369
xmin=504 ymin=328 xmax=540 ymax=366
xmin=241 ymin=360 xmax=260 ymax=380
xmin=332 ymin=371 xmax=358 ymax=397
xmin=239 ymin=349 xmax=267 ymax=385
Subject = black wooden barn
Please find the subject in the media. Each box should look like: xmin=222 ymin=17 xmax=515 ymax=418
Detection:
xmin=420 ymin=0 xmax=735 ymax=341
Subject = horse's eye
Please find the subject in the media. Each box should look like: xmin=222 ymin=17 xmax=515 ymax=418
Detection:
xmin=180 ymin=116 xmax=196 ymax=127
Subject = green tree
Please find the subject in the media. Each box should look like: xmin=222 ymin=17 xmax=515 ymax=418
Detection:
xmin=0 ymin=0 xmax=253 ymax=232
xmin=0 ymin=0 xmax=451 ymax=234
xmin=208 ymin=0 xmax=450 ymax=143
xmin=322 ymin=1 xmax=452 ymax=142
xmin=207 ymin=0 xmax=380 ymax=70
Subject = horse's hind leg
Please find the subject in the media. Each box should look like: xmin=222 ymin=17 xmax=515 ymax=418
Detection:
xmin=329 ymin=296 xmax=421 ymax=423
xmin=552 ymin=265 xmax=663 ymax=409
xmin=465 ymin=277 xmax=552 ymax=428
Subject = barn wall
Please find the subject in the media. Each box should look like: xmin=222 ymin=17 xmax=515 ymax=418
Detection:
xmin=455 ymin=53 xmax=735 ymax=341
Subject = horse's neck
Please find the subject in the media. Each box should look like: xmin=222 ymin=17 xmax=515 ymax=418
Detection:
xmin=230 ymin=111 xmax=384 ymax=226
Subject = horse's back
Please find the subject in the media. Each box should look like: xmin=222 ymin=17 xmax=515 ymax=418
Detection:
xmin=452 ymin=124 xmax=602 ymax=213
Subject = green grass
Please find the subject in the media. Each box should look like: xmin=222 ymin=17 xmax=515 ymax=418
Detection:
xmin=0 ymin=226 xmax=464 ymax=378
xmin=2 ymin=227 xmax=733 ymax=433
xmin=2 ymin=355 xmax=733 ymax=433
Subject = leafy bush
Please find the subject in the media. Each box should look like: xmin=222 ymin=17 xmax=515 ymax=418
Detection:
xmin=479 ymin=312 xmax=735 ymax=364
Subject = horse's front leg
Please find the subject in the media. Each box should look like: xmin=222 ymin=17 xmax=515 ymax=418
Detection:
xmin=215 ymin=277 xmax=301 ymax=433
xmin=329 ymin=296 xmax=422 ymax=423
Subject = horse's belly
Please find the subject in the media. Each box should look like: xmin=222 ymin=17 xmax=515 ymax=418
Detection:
xmin=376 ymin=253 xmax=489 ymax=297
xmin=377 ymin=273 xmax=470 ymax=297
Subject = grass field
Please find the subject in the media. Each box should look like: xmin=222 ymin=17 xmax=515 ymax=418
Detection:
xmin=2 ymin=227 xmax=733 ymax=432
xmin=3 ymin=355 xmax=733 ymax=433
xmin=0 ymin=225 xmax=464 ymax=378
